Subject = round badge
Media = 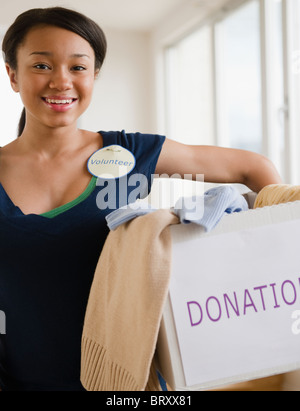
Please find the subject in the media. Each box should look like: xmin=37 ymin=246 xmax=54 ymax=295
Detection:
xmin=87 ymin=145 xmax=136 ymax=179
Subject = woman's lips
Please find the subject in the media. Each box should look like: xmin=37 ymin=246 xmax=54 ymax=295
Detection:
xmin=42 ymin=97 xmax=78 ymax=112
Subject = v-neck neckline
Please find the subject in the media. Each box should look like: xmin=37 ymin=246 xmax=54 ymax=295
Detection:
xmin=0 ymin=131 xmax=110 ymax=219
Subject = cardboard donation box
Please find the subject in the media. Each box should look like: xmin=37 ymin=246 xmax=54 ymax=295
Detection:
xmin=156 ymin=201 xmax=300 ymax=391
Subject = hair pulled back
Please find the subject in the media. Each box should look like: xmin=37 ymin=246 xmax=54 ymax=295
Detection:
xmin=2 ymin=7 xmax=107 ymax=137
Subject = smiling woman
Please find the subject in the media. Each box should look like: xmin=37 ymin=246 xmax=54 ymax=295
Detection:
xmin=0 ymin=5 xmax=282 ymax=393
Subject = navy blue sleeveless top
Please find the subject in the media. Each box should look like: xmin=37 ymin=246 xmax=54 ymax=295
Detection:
xmin=0 ymin=130 xmax=165 ymax=391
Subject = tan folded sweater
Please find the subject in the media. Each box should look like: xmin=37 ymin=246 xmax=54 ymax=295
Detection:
xmin=254 ymin=184 xmax=300 ymax=208
xmin=80 ymin=209 xmax=179 ymax=391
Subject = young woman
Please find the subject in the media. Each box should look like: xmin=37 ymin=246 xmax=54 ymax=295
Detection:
xmin=0 ymin=7 xmax=281 ymax=391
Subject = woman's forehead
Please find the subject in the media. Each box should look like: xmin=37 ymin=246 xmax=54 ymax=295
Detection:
xmin=20 ymin=25 xmax=94 ymax=58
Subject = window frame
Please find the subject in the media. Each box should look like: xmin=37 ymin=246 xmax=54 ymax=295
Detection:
xmin=163 ymin=0 xmax=298 ymax=184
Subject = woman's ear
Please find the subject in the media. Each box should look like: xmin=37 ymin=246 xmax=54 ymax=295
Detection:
xmin=5 ymin=64 xmax=19 ymax=93
xmin=94 ymin=69 xmax=100 ymax=80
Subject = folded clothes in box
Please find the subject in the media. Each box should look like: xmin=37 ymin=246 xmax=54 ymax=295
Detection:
xmin=156 ymin=200 xmax=300 ymax=391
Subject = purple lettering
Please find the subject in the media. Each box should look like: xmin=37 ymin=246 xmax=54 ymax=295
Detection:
xmin=281 ymin=280 xmax=297 ymax=306
xmin=187 ymin=301 xmax=203 ymax=327
xmin=206 ymin=297 xmax=222 ymax=322
xmin=224 ymin=292 xmax=240 ymax=319
xmin=243 ymin=289 xmax=258 ymax=315
xmin=270 ymin=283 xmax=280 ymax=308
xmin=253 ymin=285 xmax=268 ymax=311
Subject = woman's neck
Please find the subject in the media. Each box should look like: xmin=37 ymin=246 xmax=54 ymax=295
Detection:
xmin=18 ymin=122 xmax=84 ymax=159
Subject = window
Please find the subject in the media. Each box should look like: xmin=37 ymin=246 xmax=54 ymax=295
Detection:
xmin=0 ymin=40 xmax=23 ymax=146
xmin=165 ymin=26 xmax=215 ymax=146
xmin=262 ymin=0 xmax=285 ymax=180
xmin=164 ymin=0 xmax=300 ymax=184
xmin=287 ymin=0 xmax=300 ymax=183
xmin=215 ymin=0 xmax=262 ymax=153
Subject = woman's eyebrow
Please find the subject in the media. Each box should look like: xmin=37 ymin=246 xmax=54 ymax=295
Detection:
xmin=29 ymin=51 xmax=52 ymax=56
xmin=29 ymin=51 xmax=90 ymax=58
xmin=71 ymin=53 xmax=90 ymax=59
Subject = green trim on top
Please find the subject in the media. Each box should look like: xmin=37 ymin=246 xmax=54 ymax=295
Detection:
xmin=40 ymin=176 xmax=97 ymax=219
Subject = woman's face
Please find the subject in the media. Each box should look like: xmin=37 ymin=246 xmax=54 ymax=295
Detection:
xmin=7 ymin=25 xmax=98 ymax=131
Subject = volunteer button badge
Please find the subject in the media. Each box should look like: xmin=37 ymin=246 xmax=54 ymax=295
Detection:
xmin=87 ymin=145 xmax=136 ymax=179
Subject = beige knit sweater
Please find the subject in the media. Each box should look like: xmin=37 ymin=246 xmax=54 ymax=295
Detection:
xmin=80 ymin=209 xmax=179 ymax=391
xmin=254 ymin=184 xmax=300 ymax=208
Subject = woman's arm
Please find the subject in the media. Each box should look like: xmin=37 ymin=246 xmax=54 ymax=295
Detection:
xmin=155 ymin=138 xmax=282 ymax=193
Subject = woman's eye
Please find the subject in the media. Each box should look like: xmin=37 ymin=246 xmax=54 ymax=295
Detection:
xmin=72 ymin=66 xmax=86 ymax=71
xmin=34 ymin=64 xmax=51 ymax=70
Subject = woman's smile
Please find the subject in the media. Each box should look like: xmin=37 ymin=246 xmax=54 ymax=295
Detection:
xmin=42 ymin=96 xmax=78 ymax=112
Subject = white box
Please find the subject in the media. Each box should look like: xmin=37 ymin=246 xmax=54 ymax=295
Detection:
xmin=156 ymin=201 xmax=300 ymax=391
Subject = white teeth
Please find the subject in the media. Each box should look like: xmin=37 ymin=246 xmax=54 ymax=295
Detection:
xmin=45 ymin=98 xmax=74 ymax=104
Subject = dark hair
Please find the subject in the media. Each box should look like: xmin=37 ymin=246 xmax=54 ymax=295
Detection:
xmin=2 ymin=7 xmax=107 ymax=137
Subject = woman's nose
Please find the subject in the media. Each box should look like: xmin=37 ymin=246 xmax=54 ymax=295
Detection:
xmin=49 ymin=68 xmax=73 ymax=91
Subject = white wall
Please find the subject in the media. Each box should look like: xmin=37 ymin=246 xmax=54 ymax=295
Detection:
xmin=0 ymin=54 xmax=23 ymax=146
xmin=80 ymin=28 xmax=156 ymax=135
